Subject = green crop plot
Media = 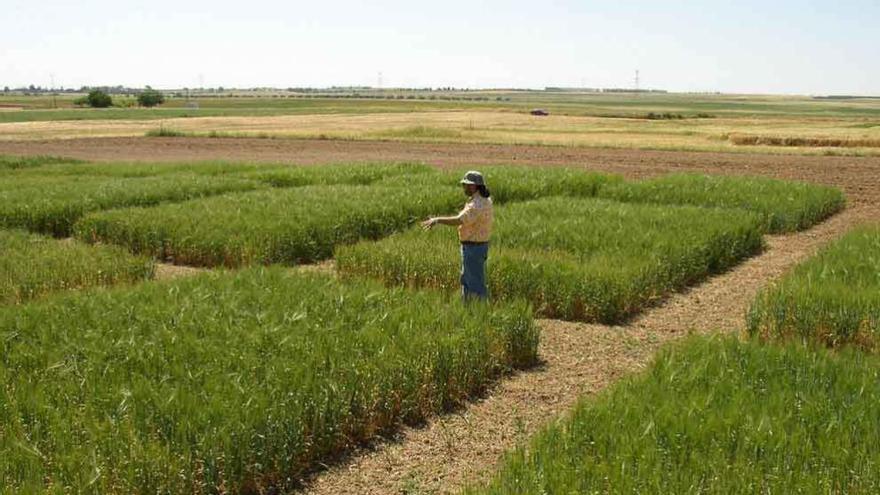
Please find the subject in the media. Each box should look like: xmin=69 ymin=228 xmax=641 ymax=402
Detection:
xmin=597 ymin=173 xmax=845 ymax=233
xmin=232 ymin=161 xmax=433 ymax=187
xmin=0 ymin=174 xmax=260 ymax=236
xmin=338 ymin=197 xmax=764 ymax=323
xmin=748 ymin=225 xmax=880 ymax=351
xmin=13 ymin=160 xmax=430 ymax=182
xmin=9 ymin=160 xmax=286 ymax=178
xmin=373 ymin=165 xmax=623 ymax=203
xmin=0 ymin=154 xmax=81 ymax=170
xmin=468 ymin=336 xmax=880 ymax=494
xmin=0 ymin=267 xmax=537 ymax=494
xmin=76 ymin=185 xmax=462 ymax=267
xmin=0 ymin=229 xmax=153 ymax=304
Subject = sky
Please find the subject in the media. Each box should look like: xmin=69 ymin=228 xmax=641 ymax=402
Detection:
xmin=2 ymin=0 xmax=878 ymax=95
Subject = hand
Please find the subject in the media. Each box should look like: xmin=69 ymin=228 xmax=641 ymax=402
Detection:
xmin=421 ymin=218 xmax=437 ymax=230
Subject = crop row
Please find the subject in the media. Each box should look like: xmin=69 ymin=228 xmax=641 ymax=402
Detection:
xmin=386 ymin=168 xmax=844 ymax=232
xmin=472 ymin=223 xmax=880 ymax=493
xmin=13 ymin=159 xmax=432 ymax=182
xmin=0 ymin=154 xmax=81 ymax=170
xmin=75 ymin=185 xmax=464 ymax=267
xmin=371 ymin=165 xmax=624 ymax=203
xmin=0 ymin=229 xmax=153 ymax=305
xmin=0 ymin=268 xmax=537 ymax=493
xmin=0 ymin=163 xmax=434 ymax=237
xmin=338 ymin=197 xmax=765 ymax=323
xmin=596 ymin=172 xmax=845 ymax=233
xmin=0 ymin=174 xmax=261 ymax=236
xmin=468 ymin=336 xmax=880 ymax=493
xmin=748 ymin=225 xmax=880 ymax=350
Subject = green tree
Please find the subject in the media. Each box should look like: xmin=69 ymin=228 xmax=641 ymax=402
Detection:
xmin=86 ymin=89 xmax=113 ymax=108
xmin=137 ymin=86 xmax=165 ymax=107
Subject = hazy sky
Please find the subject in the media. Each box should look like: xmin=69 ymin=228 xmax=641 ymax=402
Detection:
xmin=3 ymin=0 xmax=878 ymax=95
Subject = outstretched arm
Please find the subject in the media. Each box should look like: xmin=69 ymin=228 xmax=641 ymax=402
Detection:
xmin=421 ymin=214 xmax=462 ymax=230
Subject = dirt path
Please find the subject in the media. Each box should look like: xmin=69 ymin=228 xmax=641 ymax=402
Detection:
xmin=153 ymin=263 xmax=206 ymax=280
xmin=299 ymin=205 xmax=878 ymax=495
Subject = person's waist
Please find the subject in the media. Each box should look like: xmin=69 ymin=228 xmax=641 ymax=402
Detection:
xmin=460 ymin=240 xmax=490 ymax=246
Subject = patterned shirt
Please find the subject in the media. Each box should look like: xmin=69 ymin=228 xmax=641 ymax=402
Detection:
xmin=457 ymin=193 xmax=493 ymax=242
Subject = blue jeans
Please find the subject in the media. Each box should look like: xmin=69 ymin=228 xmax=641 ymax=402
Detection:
xmin=460 ymin=242 xmax=489 ymax=301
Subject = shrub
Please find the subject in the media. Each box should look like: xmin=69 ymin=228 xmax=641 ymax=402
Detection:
xmin=85 ymin=89 xmax=112 ymax=108
xmin=137 ymin=87 xmax=165 ymax=107
xmin=0 ymin=267 xmax=537 ymax=493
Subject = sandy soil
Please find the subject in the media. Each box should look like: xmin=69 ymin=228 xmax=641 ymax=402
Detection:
xmin=153 ymin=263 xmax=206 ymax=280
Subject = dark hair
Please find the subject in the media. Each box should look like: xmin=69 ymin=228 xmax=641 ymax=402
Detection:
xmin=477 ymin=185 xmax=491 ymax=198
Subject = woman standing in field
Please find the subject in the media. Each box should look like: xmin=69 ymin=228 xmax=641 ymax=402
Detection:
xmin=422 ymin=171 xmax=493 ymax=301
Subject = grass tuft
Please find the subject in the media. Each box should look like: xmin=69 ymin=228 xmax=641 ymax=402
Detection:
xmin=144 ymin=125 xmax=187 ymax=137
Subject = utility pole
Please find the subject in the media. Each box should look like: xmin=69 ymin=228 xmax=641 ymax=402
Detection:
xmin=634 ymin=69 xmax=640 ymax=92
xmin=50 ymin=73 xmax=57 ymax=108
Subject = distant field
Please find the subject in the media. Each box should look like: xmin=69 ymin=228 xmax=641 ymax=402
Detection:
xmin=4 ymin=91 xmax=880 ymax=119
xmin=2 ymin=92 xmax=880 ymax=155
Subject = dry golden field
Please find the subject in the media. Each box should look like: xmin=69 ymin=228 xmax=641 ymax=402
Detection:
xmin=2 ymin=109 xmax=880 ymax=156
